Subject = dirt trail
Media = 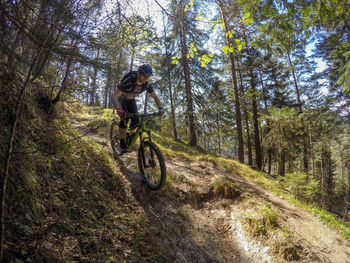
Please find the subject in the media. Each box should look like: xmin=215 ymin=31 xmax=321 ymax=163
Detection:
xmin=73 ymin=116 xmax=350 ymax=263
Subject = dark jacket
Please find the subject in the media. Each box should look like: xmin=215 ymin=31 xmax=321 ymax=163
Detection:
xmin=117 ymin=71 xmax=154 ymax=100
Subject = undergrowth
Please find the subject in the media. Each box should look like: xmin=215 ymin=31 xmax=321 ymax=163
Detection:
xmin=4 ymin=96 xmax=167 ymax=262
xmin=243 ymin=202 xmax=301 ymax=261
xmin=212 ymin=177 xmax=241 ymax=199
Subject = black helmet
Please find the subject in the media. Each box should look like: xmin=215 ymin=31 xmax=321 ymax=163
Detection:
xmin=138 ymin=64 xmax=153 ymax=76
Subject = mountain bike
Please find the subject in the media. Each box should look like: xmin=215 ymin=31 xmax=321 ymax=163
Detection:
xmin=110 ymin=112 xmax=166 ymax=190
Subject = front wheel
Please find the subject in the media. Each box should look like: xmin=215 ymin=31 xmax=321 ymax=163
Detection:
xmin=138 ymin=141 xmax=166 ymax=190
xmin=110 ymin=120 xmax=121 ymax=157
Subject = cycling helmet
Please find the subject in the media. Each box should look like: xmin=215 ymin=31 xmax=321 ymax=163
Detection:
xmin=138 ymin=64 xmax=153 ymax=76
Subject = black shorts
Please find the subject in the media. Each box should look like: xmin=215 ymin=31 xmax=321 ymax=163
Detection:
xmin=118 ymin=97 xmax=139 ymax=129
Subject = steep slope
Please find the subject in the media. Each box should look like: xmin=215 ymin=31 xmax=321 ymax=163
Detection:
xmin=3 ymin=100 xmax=169 ymax=262
xmin=74 ymin=106 xmax=350 ymax=263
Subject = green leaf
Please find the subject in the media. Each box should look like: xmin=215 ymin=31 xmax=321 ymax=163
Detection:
xmin=222 ymin=45 xmax=229 ymax=54
xmin=245 ymin=17 xmax=253 ymax=25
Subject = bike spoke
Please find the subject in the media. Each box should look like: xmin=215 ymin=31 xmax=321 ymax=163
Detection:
xmin=138 ymin=141 xmax=166 ymax=190
xmin=143 ymin=149 xmax=160 ymax=184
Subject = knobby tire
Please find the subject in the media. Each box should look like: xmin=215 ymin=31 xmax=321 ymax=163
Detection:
xmin=110 ymin=120 xmax=121 ymax=157
xmin=138 ymin=140 xmax=166 ymax=190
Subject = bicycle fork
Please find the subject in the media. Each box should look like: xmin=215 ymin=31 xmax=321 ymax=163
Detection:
xmin=139 ymin=130 xmax=155 ymax=168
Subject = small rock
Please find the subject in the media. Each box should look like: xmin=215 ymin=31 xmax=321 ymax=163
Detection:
xmin=43 ymin=241 xmax=53 ymax=249
xmin=25 ymin=213 xmax=32 ymax=221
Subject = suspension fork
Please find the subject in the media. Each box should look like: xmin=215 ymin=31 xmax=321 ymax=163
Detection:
xmin=139 ymin=131 xmax=147 ymax=168
xmin=139 ymin=130 xmax=155 ymax=168
xmin=147 ymin=130 xmax=155 ymax=163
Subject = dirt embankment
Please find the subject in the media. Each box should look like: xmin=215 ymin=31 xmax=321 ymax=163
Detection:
xmin=76 ymin=114 xmax=350 ymax=263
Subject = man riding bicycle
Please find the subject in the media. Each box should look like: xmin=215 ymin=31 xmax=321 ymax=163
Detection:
xmin=111 ymin=64 xmax=164 ymax=154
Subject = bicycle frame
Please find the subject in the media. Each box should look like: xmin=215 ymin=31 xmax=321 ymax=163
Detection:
xmin=128 ymin=119 xmax=149 ymax=150
xmin=125 ymin=113 xmax=156 ymax=150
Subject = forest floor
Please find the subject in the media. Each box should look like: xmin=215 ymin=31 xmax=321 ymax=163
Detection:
xmin=72 ymin=109 xmax=350 ymax=263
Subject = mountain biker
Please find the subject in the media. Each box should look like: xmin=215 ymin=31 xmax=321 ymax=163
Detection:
xmin=111 ymin=64 xmax=164 ymax=154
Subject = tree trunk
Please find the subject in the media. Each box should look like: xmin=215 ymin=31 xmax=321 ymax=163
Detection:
xmin=130 ymin=45 xmax=135 ymax=71
xmin=168 ymin=70 xmax=178 ymax=140
xmin=163 ymin=16 xmax=178 ymax=140
xmin=52 ymin=58 xmax=72 ymax=105
xmin=287 ymin=52 xmax=308 ymax=174
xmin=345 ymin=161 xmax=350 ymax=219
xmin=309 ymin=124 xmax=314 ymax=180
xmin=90 ymin=48 xmax=100 ymax=105
xmin=287 ymin=53 xmax=302 ymax=112
xmin=104 ymin=67 xmax=111 ymax=108
xmin=203 ymin=119 xmax=208 ymax=150
xmin=278 ymin=150 xmax=286 ymax=176
xmin=251 ymin=83 xmax=262 ymax=169
xmin=218 ymin=0 xmax=244 ymax=163
xmin=242 ymin=28 xmax=262 ymax=169
xmin=268 ymin=149 xmax=272 ymax=175
xmin=260 ymin=70 xmax=271 ymax=172
xmin=320 ymin=144 xmax=326 ymax=207
xmin=179 ymin=5 xmax=196 ymax=146
xmin=327 ymin=150 xmax=333 ymax=209
xmin=237 ymin=59 xmax=252 ymax=165
xmin=216 ymin=110 xmax=221 ymax=155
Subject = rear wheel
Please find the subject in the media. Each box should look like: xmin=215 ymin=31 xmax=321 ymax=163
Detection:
xmin=138 ymin=141 xmax=166 ymax=190
xmin=110 ymin=120 xmax=121 ymax=157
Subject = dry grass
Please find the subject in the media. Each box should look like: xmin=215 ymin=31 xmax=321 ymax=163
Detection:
xmin=212 ymin=177 xmax=242 ymax=199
